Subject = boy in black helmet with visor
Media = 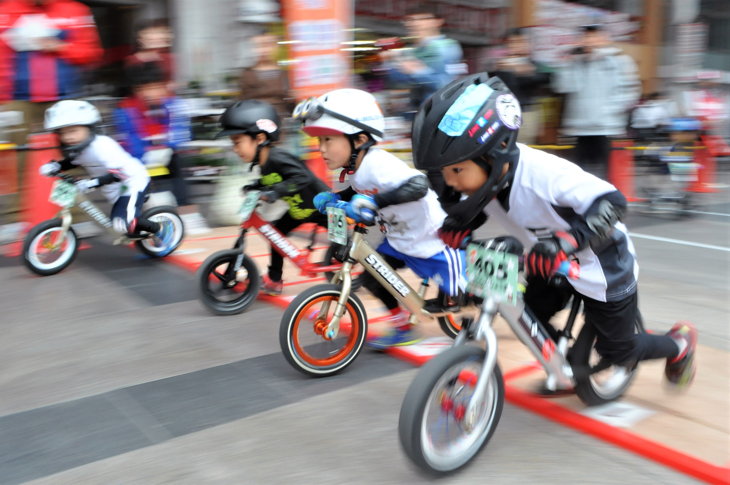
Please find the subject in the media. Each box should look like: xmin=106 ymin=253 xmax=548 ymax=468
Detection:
xmin=218 ymin=99 xmax=329 ymax=295
xmin=414 ymin=73 xmax=697 ymax=391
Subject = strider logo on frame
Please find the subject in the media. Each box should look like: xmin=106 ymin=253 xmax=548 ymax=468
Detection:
xmin=79 ymin=200 xmax=112 ymax=228
xmin=364 ymin=254 xmax=410 ymax=297
xmin=259 ymin=224 xmax=300 ymax=260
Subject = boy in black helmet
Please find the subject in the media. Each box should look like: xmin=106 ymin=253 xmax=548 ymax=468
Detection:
xmin=414 ymin=73 xmax=697 ymax=391
xmin=217 ymin=99 xmax=329 ymax=295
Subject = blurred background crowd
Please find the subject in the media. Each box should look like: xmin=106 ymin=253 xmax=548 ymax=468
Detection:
xmin=1 ymin=0 xmax=728 ymax=233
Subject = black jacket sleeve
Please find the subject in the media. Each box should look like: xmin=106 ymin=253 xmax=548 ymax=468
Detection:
xmin=568 ymin=190 xmax=627 ymax=249
xmin=265 ymin=149 xmax=317 ymax=197
xmin=373 ymin=175 xmax=429 ymax=208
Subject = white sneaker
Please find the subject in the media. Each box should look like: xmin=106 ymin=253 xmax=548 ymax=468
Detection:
xmin=180 ymin=212 xmax=211 ymax=235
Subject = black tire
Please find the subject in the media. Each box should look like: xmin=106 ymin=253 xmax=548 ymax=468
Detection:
xmin=135 ymin=205 xmax=185 ymax=258
xmin=321 ymin=243 xmax=364 ymax=290
xmin=198 ymin=250 xmax=260 ymax=315
xmin=279 ymin=284 xmax=367 ymax=377
xmin=22 ymin=219 xmax=79 ymax=276
xmin=572 ymin=313 xmax=645 ymax=406
xmin=399 ymin=345 xmax=504 ymax=475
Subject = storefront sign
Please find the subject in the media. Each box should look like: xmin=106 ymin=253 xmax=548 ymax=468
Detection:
xmin=282 ymin=0 xmax=352 ymax=98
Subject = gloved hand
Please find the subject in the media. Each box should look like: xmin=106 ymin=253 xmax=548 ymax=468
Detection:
xmin=341 ymin=198 xmax=375 ymax=224
xmin=74 ymin=178 xmax=100 ymax=193
xmin=350 ymin=194 xmax=378 ymax=220
xmin=526 ymin=231 xmax=579 ymax=279
xmin=438 ymin=212 xmax=487 ymax=249
xmin=39 ymin=161 xmax=61 ymax=177
xmin=313 ymin=191 xmax=340 ymax=213
xmin=259 ymin=190 xmax=280 ymax=203
xmin=241 ymin=180 xmax=262 ymax=194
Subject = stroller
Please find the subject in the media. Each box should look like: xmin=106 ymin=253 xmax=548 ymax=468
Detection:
xmin=635 ymin=117 xmax=701 ymax=216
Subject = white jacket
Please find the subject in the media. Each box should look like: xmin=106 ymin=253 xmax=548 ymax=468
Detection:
xmin=552 ymin=47 xmax=641 ymax=137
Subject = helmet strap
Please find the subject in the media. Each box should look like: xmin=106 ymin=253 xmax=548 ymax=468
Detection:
xmin=249 ymin=138 xmax=271 ymax=170
xmin=344 ymin=134 xmax=375 ymax=175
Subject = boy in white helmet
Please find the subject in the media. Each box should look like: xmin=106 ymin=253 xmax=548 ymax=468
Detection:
xmin=39 ymin=100 xmax=174 ymax=248
xmin=294 ymin=88 xmax=466 ymax=349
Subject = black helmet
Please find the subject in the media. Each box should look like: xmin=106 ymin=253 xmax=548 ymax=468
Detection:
xmin=412 ymin=73 xmax=522 ymax=227
xmin=217 ymin=99 xmax=281 ymax=142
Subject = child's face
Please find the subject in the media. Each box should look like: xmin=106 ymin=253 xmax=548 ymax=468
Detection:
xmin=57 ymin=125 xmax=91 ymax=146
xmin=441 ymin=159 xmax=488 ymax=196
xmin=230 ymin=134 xmax=260 ymax=163
xmin=317 ymin=134 xmax=352 ymax=170
xmin=138 ymin=26 xmax=172 ymax=50
xmin=134 ymin=82 xmax=169 ymax=107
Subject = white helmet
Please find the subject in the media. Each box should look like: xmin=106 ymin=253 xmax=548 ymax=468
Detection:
xmin=294 ymin=89 xmax=385 ymax=141
xmin=44 ymin=100 xmax=101 ymax=131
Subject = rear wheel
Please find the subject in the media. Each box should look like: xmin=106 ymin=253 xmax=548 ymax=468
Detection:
xmin=136 ymin=205 xmax=184 ymax=257
xmin=198 ymin=249 xmax=260 ymax=315
xmin=572 ymin=313 xmax=645 ymax=406
xmin=22 ymin=219 xmax=78 ymax=276
xmin=279 ymin=284 xmax=367 ymax=377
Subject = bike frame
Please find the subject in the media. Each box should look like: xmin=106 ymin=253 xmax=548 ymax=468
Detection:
xmin=324 ymin=223 xmax=455 ymax=339
xmin=458 ymin=276 xmax=580 ymax=425
xmin=232 ymin=191 xmax=341 ymax=278
xmin=47 ymin=175 xmax=145 ymax=248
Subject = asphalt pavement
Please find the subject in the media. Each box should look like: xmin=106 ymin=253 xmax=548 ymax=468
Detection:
xmin=0 ymin=170 xmax=728 ymax=484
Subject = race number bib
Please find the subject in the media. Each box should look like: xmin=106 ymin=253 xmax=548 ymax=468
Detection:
xmin=239 ymin=190 xmax=260 ymax=221
xmin=49 ymin=179 xmax=77 ymax=208
xmin=466 ymin=244 xmax=519 ymax=304
xmin=327 ymin=205 xmax=347 ymax=245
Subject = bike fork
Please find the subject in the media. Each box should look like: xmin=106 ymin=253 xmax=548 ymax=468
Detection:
xmin=325 ymin=260 xmax=355 ymax=339
xmin=464 ymin=298 xmax=500 ymax=430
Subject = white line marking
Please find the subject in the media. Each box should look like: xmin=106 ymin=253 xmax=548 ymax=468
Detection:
xmin=630 ymin=232 xmax=730 ymax=252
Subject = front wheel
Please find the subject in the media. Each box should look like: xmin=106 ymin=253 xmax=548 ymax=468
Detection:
xmin=22 ymin=219 xmax=79 ymax=276
xmin=571 ymin=314 xmax=645 ymax=406
xmin=399 ymin=345 xmax=504 ymax=475
xmin=135 ymin=205 xmax=185 ymax=258
xmin=198 ymin=250 xmax=260 ymax=315
xmin=279 ymin=284 xmax=367 ymax=377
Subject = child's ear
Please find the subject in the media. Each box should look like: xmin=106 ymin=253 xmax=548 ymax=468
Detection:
xmin=256 ymin=133 xmax=268 ymax=145
xmin=353 ymin=133 xmax=370 ymax=148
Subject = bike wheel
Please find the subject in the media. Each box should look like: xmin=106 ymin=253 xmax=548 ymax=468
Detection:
xmin=198 ymin=249 xmax=260 ymax=315
xmin=279 ymin=283 xmax=367 ymax=377
xmin=399 ymin=345 xmax=504 ymax=475
xmin=135 ymin=205 xmax=185 ymax=258
xmin=572 ymin=313 xmax=645 ymax=406
xmin=22 ymin=219 xmax=78 ymax=276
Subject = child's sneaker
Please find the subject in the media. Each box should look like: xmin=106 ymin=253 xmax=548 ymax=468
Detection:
xmin=665 ymin=321 xmax=697 ymax=387
xmin=367 ymin=325 xmax=422 ymax=350
xmin=261 ymin=275 xmax=283 ymax=296
xmin=367 ymin=310 xmax=421 ymax=350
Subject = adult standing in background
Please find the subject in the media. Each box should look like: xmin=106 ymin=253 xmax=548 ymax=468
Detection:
xmin=124 ymin=18 xmax=175 ymax=90
xmin=491 ymin=27 xmax=551 ymax=145
xmin=552 ymin=24 xmax=640 ymax=180
xmin=0 ymin=0 xmax=102 ymax=135
xmin=238 ymin=32 xmax=294 ymax=120
xmin=0 ymin=0 xmax=102 ymax=222
xmin=380 ymin=3 xmax=464 ymax=118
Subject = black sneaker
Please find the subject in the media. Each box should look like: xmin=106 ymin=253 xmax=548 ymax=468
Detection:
xmin=664 ymin=322 xmax=698 ymax=387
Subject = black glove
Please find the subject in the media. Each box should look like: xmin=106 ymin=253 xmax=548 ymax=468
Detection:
xmin=241 ymin=181 xmax=262 ymax=194
xmin=526 ymin=231 xmax=579 ymax=279
xmin=438 ymin=212 xmax=488 ymax=249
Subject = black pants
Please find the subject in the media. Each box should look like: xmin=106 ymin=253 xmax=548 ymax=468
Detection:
xmin=269 ymin=210 xmax=327 ymax=282
xmin=524 ymin=277 xmax=678 ymax=366
xmin=157 ymin=153 xmax=190 ymax=206
xmin=573 ymin=136 xmax=611 ymax=180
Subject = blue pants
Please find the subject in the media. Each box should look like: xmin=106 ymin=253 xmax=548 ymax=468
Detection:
xmin=361 ymin=239 xmax=466 ymax=311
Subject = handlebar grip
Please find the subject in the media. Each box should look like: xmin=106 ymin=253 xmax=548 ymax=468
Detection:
xmin=359 ymin=208 xmax=376 ymax=226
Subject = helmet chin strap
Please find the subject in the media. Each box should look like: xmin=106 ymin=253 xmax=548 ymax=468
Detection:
xmin=339 ymin=135 xmax=374 ymax=182
xmin=249 ymin=139 xmax=271 ymax=171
